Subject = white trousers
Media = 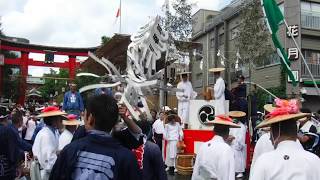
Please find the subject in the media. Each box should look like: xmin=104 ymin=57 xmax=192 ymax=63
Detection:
xmin=165 ymin=140 xmax=178 ymax=167
xmin=178 ymin=102 xmax=189 ymax=125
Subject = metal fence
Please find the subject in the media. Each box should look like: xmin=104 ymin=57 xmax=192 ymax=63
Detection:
xmin=301 ymin=13 xmax=320 ymax=30
xmin=301 ymin=63 xmax=320 ymax=79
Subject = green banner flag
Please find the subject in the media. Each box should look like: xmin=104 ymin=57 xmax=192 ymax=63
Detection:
xmin=261 ymin=0 xmax=297 ymax=86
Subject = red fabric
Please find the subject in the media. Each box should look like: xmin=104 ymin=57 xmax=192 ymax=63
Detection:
xmin=182 ymin=129 xmax=252 ymax=168
xmin=216 ymin=115 xmax=233 ymax=122
xmin=245 ymin=130 xmax=251 ymax=169
xmin=183 ymin=130 xmax=214 ymax=154
xmin=67 ymin=114 xmax=77 ymax=121
xmin=42 ymin=106 xmax=59 ymax=113
xmin=132 ymin=144 xmax=144 ymax=170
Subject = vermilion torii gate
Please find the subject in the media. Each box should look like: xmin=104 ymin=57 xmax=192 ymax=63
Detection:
xmin=0 ymin=37 xmax=97 ymax=104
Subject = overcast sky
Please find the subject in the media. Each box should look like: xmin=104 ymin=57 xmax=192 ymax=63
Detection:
xmin=1 ymin=0 xmax=231 ymax=76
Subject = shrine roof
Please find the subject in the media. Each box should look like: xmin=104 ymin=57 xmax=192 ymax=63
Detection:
xmin=81 ymin=33 xmax=202 ymax=75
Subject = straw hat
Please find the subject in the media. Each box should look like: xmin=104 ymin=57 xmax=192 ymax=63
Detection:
xmin=212 ymin=115 xmax=240 ymax=128
xmin=264 ymin=104 xmax=276 ymax=113
xmin=36 ymin=106 xmax=67 ymax=118
xmin=256 ymin=113 xmax=309 ymax=128
xmin=209 ymin=67 xmax=225 ymax=73
xmin=257 ymin=99 xmax=310 ymax=128
xmin=229 ymin=111 xmax=246 ymax=118
xmin=63 ymin=114 xmax=81 ymax=126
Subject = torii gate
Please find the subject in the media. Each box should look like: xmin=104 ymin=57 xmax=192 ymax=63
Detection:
xmin=0 ymin=38 xmax=97 ymax=104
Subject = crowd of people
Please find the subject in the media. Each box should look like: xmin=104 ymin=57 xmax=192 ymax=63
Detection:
xmin=1 ymin=73 xmax=320 ymax=180
xmin=0 ymin=82 xmax=188 ymax=180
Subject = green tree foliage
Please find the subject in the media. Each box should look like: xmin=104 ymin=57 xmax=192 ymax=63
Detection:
xmin=39 ymin=69 xmax=99 ymax=102
xmin=74 ymin=69 xmax=100 ymax=90
xmin=38 ymin=69 xmax=67 ymax=101
xmin=236 ymin=1 xmax=279 ymax=116
xmin=236 ymin=1 xmax=273 ymax=66
xmin=1 ymin=20 xmax=20 ymax=102
xmin=162 ymin=0 xmax=194 ymax=41
xmin=3 ymin=65 xmax=20 ymax=101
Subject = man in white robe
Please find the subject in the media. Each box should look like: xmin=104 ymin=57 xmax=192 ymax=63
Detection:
xmin=250 ymin=99 xmax=320 ymax=180
xmin=58 ymin=114 xmax=80 ymax=151
xmin=192 ymin=115 xmax=240 ymax=180
xmin=229 ymin=111 xmax=247 ymax=178
xmin=209 ymin=68 xmax=226 ymax=115
xmin=251 ymin=131 xmax=273 ymax=168
xmin=163 ymin=111 xmax=183 ymax=175
xmin=251 ymin=104 xmax=277 ymax=167
xmin=176 ymin=72 xmax=196 ymax=128
xmin=32 ymin=106 xmax=66 ymax=180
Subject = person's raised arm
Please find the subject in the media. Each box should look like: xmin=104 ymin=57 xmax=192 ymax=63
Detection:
xmin=119 ymin=104 xmax=142 ymax=134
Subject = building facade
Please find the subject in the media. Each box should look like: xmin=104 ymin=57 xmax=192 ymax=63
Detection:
xmin=191 ymin=0 xmax=320 ymax=111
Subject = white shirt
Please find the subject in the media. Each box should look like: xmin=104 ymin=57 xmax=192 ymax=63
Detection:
xmin=24 ymin=120 xmax=37 ymax=141
xmin=230 ymin=122 xmax=246 ymax=151
xmin=230 ymin=122 xmax=247 ymax=173
xmin=299 ymin=120 xmax=315 ymax=133
xmin=32 ymin=126 xmax=59 ymax=172
xmin=214 ymin=77 xmax=225 ymax=99
xmin=192 ymin=135 xmax=235 ymax=180
xmin=250 ymin=140 xmax=320 ymax=180
xmin=213 ymin=77 xmax=226 ymax=115
xmin=251 ymin=132 xmax=274 ymax=168
xmin=152 ymin=119 xmax=165 ymax=134
xmin=176 ymin=81 xmax=195 ymax=103
xmin=163 ymin=122 xmax=183 ymax=141
xmin=58 ymin=129 xmax=73 ymax=151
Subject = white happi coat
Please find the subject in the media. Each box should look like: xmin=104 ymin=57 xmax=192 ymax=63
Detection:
xmin=251 ymin=132 xmax=274 ymax=168
xmin=58 ymin=129 xmax=73 ymax=151
xmin=32 ymin=126 xmax=59 ymax=179
xmin=250 ymin=140 xmax=320 ymax=180
xmin=214 ymin=77 xmax=225 ymax=115
xmin=192 ymin=135 xmax=235 ymax=180
xmin=230 ymin=122 xmax=247 ymax=173
xmin=163 ymin=122 xmax=183 ymax=167
xmin=176 ymin=80 xmax=196 ymax=125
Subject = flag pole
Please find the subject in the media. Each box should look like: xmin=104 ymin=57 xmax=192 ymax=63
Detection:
xmin=119 ymin=0 xmax=122 ymax=33
xmin=283 ymin=19 xmax=320 ymax=96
